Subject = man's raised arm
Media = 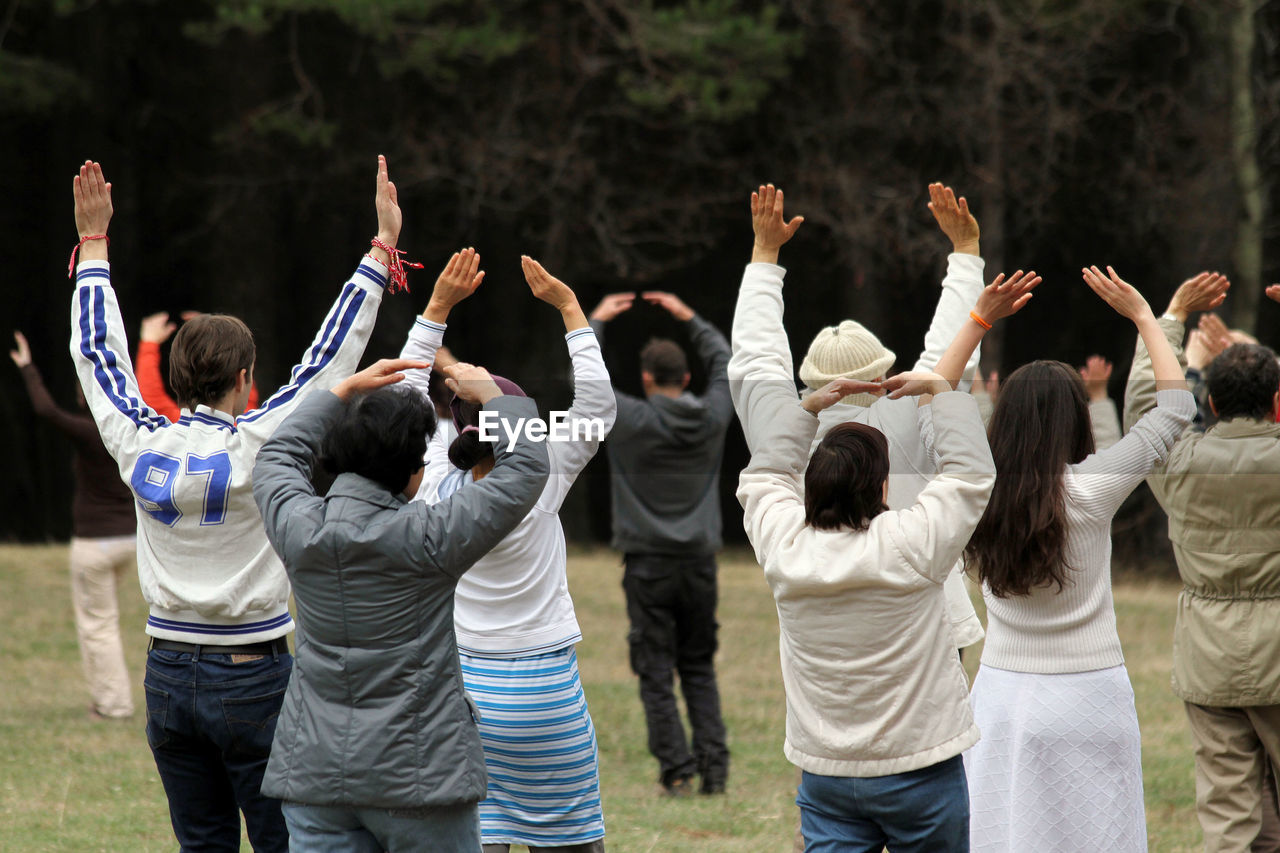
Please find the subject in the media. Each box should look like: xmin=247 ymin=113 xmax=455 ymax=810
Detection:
xmin=68 ymin=160 xmax=167 ymax=465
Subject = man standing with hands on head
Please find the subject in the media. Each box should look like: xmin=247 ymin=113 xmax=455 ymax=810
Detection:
xmin=590 ymin=287 xmax=734 ymax=797
xmin=68 ymin=156 xmax=405 ymax=851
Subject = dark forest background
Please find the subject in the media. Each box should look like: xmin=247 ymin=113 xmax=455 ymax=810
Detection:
xmin=5 ymin=0 xmax=1280 ymax=568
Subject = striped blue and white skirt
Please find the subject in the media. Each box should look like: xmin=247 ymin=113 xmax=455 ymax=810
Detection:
xmin=459 ymin=646 xmax=606 ymax=847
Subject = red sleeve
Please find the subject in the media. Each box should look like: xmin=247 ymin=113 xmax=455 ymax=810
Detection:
xmin=135 ymin=340 xmax=181 ymax=422
xmin=247 ymin=382 xmax=260 ymax=411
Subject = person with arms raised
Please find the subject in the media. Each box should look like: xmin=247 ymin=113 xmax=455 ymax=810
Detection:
xmin=67 ymin=156 xmax=408 ymax=851
xmin=251 ymin=357 xmax=550 ymax=851
xmin=731 ymin=182 xmax=1035 ymax=851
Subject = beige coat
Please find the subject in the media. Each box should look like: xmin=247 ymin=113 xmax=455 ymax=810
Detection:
xmin=730 ymin=266 xmax=995 ymax=776
xmin=1125 ymin=317 xmax=1280 ymax=706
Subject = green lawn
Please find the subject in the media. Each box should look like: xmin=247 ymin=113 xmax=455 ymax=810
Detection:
xmin=0 ymin=545 xmax=1201 ymax=851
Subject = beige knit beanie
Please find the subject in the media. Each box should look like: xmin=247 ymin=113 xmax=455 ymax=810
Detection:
xmin=798 ymin=320 xmax=896 ymax=391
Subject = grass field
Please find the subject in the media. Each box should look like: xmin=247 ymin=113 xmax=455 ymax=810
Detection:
xmin=0 ymin=544 xmax=1201 ymax=851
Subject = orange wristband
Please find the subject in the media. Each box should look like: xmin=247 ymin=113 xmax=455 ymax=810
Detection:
xmin=969 ymin=310 xmax=992 ymax=330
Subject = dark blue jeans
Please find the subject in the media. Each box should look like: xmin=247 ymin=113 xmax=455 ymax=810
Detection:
xmin=796 ymin=756 xmax=969 ymax=852
xmin=622 ymin=552 xmax=728 ymax=790
xmin=144 ymin=646 xmax=293 ymax=852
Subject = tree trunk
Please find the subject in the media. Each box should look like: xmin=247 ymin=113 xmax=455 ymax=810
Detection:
xmin=1230 ymin=0 xmax=1265 ymax=334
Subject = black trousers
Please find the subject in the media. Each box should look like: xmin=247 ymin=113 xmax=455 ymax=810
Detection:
xmin=622 ymin=552 xmax=729 ymax=788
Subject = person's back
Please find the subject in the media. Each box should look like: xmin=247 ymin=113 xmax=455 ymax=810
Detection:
xmin=598 ymin=315 xmax=734 ymax=555
xmin=963 ymin=266 xmax=1197 ymax=853
xmin=590 ymin=290 xmax=734 ymax=794
xmin=74 ymin=259 xmax=388 ymax=644
xmin=251 ymin=360 xmax=550 ymax=850
xmin=606 ymin=387 xmax=731 ymax=553
xmin=66 ymin=157 xmax=401 ymax=851
xmin=1125 ymin=305 xmax=1280 ymax=851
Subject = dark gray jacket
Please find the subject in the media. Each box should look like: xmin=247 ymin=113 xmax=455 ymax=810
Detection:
xmin=594 ymin=315 xmax=734 ymax=555
xmin=251 ymin=391 xmax=549 ymax=809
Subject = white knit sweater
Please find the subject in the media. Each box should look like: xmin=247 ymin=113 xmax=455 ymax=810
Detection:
xmin=921 ymin=388 xmax=1195 ymax=674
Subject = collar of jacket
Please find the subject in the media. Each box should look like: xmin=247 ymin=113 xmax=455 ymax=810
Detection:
xmin=325 ymin=472 xmax=408 ymax=510
xmin=1207 ymin=418 xmax=1280 ymax=439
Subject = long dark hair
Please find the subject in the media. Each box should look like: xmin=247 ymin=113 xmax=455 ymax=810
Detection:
xmin=966 ymin=360 xmax=1095 ymax=597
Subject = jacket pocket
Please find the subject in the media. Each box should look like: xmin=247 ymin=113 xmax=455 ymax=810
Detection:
xmin=222 ymin=687 xmax=287 ymax=759
xmin=143 ymin=685 xmax=170 ymax=750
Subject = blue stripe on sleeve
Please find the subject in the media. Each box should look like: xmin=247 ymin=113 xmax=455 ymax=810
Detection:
xmin=237 ymin=283 xmax=365 ymax=423
xmin=77 ymin=284 xmax=166 ymax=432
xmin=414 ymin=317 xmax=447 ymax=333
xmin=355 ymin=264 xmax=388 ymax=288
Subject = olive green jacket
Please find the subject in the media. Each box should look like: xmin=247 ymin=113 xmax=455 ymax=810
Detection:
xmin=1125 ymin=317 xmax=1280 ymax=706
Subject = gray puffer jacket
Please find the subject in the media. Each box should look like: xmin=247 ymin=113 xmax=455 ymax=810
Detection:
xmin=251 ymin=391 xmax=549 ymax=808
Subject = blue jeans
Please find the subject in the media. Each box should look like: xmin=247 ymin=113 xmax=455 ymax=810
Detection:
xmin=144 ymin=647 xmax=292 ymax=852
xmin=796 ymin=756 xmax=969 ymax=852
xmin=283 ymin=801 xmax=480 ymax=852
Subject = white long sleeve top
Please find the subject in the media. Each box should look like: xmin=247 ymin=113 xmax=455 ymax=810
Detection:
xmin=730 ymin=262 xmax=996 ymax=777
xmin=731 ymin=256 xmax=987 ymax=647
xmin=399 ymin=318 xmax=616 ymax=656
xmin=70 ymin=257 xmax=388 ymax=643
xmin=931 ymin=387 xmax=1194 ymax=673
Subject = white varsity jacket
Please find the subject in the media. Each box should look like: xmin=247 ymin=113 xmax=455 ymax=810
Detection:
xmin=70 ymin=256 xmax=389 ymax=643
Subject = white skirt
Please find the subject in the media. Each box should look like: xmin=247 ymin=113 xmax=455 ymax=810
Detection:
xmin=965 ymin=663 xmax=1147 ymax=853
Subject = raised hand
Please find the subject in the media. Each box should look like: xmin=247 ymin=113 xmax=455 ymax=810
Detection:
xmin=374 ymin=154 xmax=401 ymax=249
xmin=1185 ymin=330 xmax=1215 ymax=371
xmin=523 ymin=256 xmax=588 ymax=331
xmin=751 ymin=183 xmax=804 ymax=264
xmin=521 ymin=257 xmax=576 ymax=310
xmin=1082 ymin=266 xmax=1154 ymax=323
xmin=973 ymin=370 xmax=1000 ymax=402
xmin=140 ymin=312 xmax=178 ymax=345
xmin=591 ymin=293 xmax=635 ymax=323
xmin=1198 ymin=313 xmax=1235 ymax=354
xmin=642 ymin=291 xmax=694 ymax=322
xmin=442 ymin=361 xmax=503 ymax=405
xmin=73 ymin=160 xmax=113 ymax=238
xmin=973 ymin=270 xmax=1041 ymax=323
xmin=881 ymin=370 xmax=952 ymax=400
xmin=9 ymin=331 xmax=31 ymax=368
xmin=332 ymin=358 xmax=430 ymax=401
xmin=1167 ymin=271 xmax=1230 ymax=322
xmin=801 ymin=378 xmax=884 ymax=414
xmin=927 ymin=183 xmax=979 ymax=255
xmin=1078 ymin=355 xmax=1113 ymax=401
xmin=1267 ymin=284 xmax=1280 ymax=304
xmin=424 ymin=248 xmax=485 ymax=323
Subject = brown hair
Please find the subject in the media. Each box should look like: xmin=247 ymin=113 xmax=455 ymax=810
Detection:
xmin=804 ymin=422 xmax=890 ymax=531
xmin=169 ymin=314 xmax=255 ymax=409
xmin=965 ymin=360 xmax=1094 ymax=597
xmin=640 ymin=339 xmax=689 ymax=387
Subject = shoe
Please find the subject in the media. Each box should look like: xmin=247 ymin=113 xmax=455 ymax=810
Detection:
xmin=662 ymin=776 xmax=695 ymax=797
xmin=87 ymin=705 xmax=133 ymax=722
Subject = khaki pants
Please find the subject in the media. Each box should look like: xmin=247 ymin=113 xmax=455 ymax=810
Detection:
xmin=69 ymin=536 xmax=136 ymax=718
xmin=1185 ymin=702 xmax=1280 ymax=853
